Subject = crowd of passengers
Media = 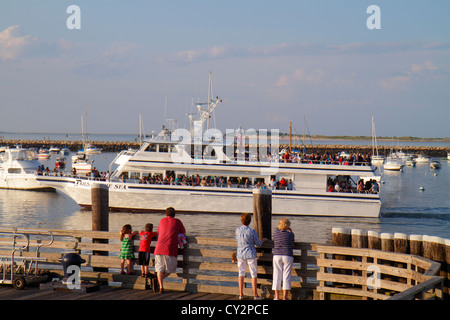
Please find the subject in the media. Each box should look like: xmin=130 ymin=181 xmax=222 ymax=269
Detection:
xmin=327 ymin=176 xmax=379 ymax=194
xmin=136 ymin=173 xmax=294 ymax=190
xmin=136 ymin=173 xmax=380 ymax=193
xmin=281 ymin=151 xmax=373 ymax=165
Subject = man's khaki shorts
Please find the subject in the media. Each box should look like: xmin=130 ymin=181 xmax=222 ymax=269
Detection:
xmin=155 ymin=255 xmax=178 ymax=273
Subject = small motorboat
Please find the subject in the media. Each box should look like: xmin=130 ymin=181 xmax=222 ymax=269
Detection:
xmin=415 ymin=154 xmax=429 ymax=163
xmin=383 ymin=156 xmax=404 ymax=171
xmin=83 ymin=142 xmax=102 ymax=155
xmin=38 ymin=148 xmax=51 ymax=159
xmin=405 ymin=158 xmax=416 ymax=167
xmin=49 ymin=146 xmax=60 ymax=154
xmin=71 ymin=151 xmax=93 ymax=172
xmin=60 ymin=146 xmax=70 ymax=155
xmin=430 ymin=160 xmax=441 ymax=169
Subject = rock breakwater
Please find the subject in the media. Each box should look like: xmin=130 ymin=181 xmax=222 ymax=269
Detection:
xmin=0 ymin=140 xmax=448 ymax=157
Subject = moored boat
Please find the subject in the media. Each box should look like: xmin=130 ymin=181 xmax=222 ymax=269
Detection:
xmin=430 ymin=160 xmax=441 ymax=169
xmin=71 ymin=151 xmax=93 ymax=172
xmin=0 ymin=146 xmax=54 ymax=190
xmin=38 ymin=148 xmax=51 ymax=159
xmin=415 ymin=154 xmax=429 ymax=163
xmin=383 ymin=155 xmax=404 ymax=171
xmin=36 ymin=75 xmax=381 ymax=218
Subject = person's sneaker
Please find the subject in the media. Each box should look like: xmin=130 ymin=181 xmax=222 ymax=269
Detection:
xmin=254 ymin=296 xmax=263 ymax=300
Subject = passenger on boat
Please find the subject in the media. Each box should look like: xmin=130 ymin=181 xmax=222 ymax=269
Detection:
xmin=357 ymin=180 xmax=364 ymax=193
xmin=370 ymin=180 xmax=379 ymax=194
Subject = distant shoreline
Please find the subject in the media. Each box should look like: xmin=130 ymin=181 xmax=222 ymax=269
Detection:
xmin=282 ymin=134 xmax=450 ymax=143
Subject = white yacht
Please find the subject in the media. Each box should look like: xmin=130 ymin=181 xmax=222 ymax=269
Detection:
xmin=36 ymin=75 xmax=381 ymax=217
xmin=83 ymin=142 xmax=102 ymax=155
xmin=0 ymin=146 xmax=54 ymax=190
xmin=415 ymin=154 xmax=430 ymax=163
xmin=38 ymin=148 xmax=51 ymax=159
xmin=71 ymin=151 xmax=93 ymax=172
xmin=383 ymin=155 xmax=404 ymax=171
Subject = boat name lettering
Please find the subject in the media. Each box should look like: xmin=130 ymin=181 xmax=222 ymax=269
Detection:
xmin=75 ymin=180 xmax=91 ymax=187
xmin=74 ymin=180 xmax=127 ymax=190
xmin=110 ymin=183 xmax=127 ymax=190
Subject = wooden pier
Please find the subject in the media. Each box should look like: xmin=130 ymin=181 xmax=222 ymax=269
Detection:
xmin=0 ymin=227 xmax=445 ymax=301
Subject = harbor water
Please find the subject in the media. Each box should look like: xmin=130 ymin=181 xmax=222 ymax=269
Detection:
xmin=0 ymin=134 xmax=449 ymax=244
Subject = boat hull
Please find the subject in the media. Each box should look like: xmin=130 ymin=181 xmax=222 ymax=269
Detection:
xmin=36 ymin=176 xmax=381 ymax=217
xmin=0 ymin=173 xmax=54 ymax=191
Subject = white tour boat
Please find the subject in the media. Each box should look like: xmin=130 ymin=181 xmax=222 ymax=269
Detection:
xmin=36 ymin=75 xmax=381 ymax=217
xmin=0 ymin=146 xmax=54 ymax=190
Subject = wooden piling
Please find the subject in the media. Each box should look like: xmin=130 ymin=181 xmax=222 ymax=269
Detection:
xmin=394 ymin=233 xmax=409 ymax=254
xmin=351 ymin=229 xmax=368 ymax=249
xmin=367 ymin=231 xmax=381 ymax=250
xmin=91 ymin=183 xmax=109 ymax=272
xmin=380 ymin=233 xmax=394 ymax=252
xmin=331 ymin=228 xmax=352 ymax=278
xmin=252 ymin=189 xmax=272 ymax=240
xmin=331 ymin=227 xmax=351 ymax=247
xmin=428 ymin=236 xmax=445 ymax=264
xmin=422 ymin=235 xmax=433 ymax=261
xmin=409 ymin=235 xmax=423 ymax=256
xmin=445 ymin=239 xmax=450 ymax=298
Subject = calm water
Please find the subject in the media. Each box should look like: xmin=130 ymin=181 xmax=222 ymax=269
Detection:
xmin=0 ymin=134 xmax=449 ymax=244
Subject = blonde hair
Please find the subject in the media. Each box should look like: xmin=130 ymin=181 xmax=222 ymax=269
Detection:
xmin=278 ymin=218 xmax=291 ymax=231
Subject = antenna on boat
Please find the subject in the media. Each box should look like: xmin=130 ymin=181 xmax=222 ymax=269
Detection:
xmin=196 ymin=72 xmax=222 ymax=129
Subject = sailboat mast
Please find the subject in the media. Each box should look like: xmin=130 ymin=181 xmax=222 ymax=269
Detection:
xmin=289 ymin=121 xmax=292 ymax=153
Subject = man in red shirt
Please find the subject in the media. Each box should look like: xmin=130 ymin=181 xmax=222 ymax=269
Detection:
xmin=154 ymin=207 xmax=186 ymax=293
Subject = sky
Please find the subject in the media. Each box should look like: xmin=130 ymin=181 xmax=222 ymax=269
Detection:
xmin=0 ymin=1 xmax=449 ymax=138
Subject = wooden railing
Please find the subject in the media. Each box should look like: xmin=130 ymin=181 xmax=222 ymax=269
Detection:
xmin=315 ymin=245 xmax=444 ymax=300
xmin=0 ymin=228 xmax=443 ymax=300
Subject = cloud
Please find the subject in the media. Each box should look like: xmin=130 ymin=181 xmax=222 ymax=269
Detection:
xmin=162 ymin=41 xmax=450 ymax=66
xmin=276 ymin=74 xmax=288 ymax=87
xmin=0 ymin=25 xmax=34 ymax=61
xmin=70 ymin=42 xmax=143 ymax=78
xmin=276 ymin=68 xmax=326 ymax=88
xmin=379 ymin=60 xmax=448 ymax=90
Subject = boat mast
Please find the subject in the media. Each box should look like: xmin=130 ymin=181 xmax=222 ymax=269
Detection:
xmin=372 ymin=116 xmax=379 ymax=157
xmin=289 ymin=121 xmax=292 ymax=153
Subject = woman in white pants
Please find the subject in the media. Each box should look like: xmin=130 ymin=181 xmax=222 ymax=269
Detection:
xmin=272 ymin=218 xmax=295 ymax=300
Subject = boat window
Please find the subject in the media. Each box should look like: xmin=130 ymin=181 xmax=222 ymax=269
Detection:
xmin=129 ymin=172 xmax=140 ymax=180
xmin=8 ymin=168 xmax=21 ymax=174
xmin=145 ymin=144 xmax=157 ymax=152
xmin=159 ymin=144 xmax=169 ymax=153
